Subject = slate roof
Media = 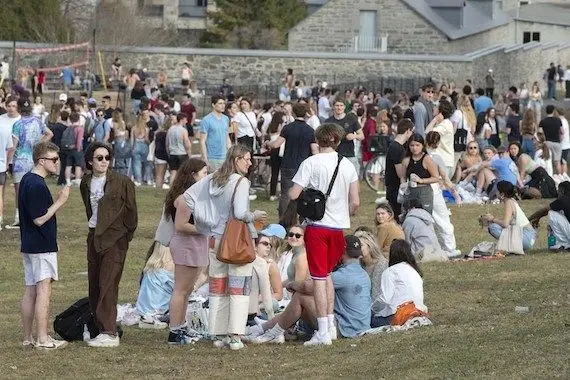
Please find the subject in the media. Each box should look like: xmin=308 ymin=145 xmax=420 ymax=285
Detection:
xmin=512 ymin=2 xmax=570 ymax=27
xmin=402 ymin=0 xmax=512 ymax=40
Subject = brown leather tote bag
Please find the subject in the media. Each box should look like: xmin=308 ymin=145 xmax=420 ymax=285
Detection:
xmin=216 ymin=177 xmax=256 ymax=265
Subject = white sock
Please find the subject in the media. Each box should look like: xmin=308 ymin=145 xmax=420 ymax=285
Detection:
xmin=271 ymin=323 xmax=285 ymax=335
xmin=14 ymin=210 xmax=19 ymax=223
xmin=66 ymin=178 xmax=72 ymax=186
xmin=169 ymin=322 xmax=187 ymax=332
xmin=317 ymin=317 xmax=328 ymax=335
xmin=327 ymin=314 xmax=335 ymax=328
xmin=0 ymin=215 xmax=3 ymax=225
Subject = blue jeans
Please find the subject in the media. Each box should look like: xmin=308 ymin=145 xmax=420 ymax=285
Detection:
xmin=547 ymin=80 xmax=556 ymax=99
xmin=132 ymin=99 xmax=142 ymax=115
xmin=488 ymin=223 xmax=536 ymax=251
xmin=521 ymin=137 xmax=535 ymax=157
xmin=132 ymin=141 xmax=150 ymax=182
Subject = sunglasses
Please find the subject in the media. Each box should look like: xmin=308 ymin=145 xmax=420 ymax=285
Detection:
xmin=97 ymin=114 xmax=104 ymax=117
xmin=425 ymin=90 xmax=434 ymax=93
xmin=468 ymin=146 xmax=478 ymax=149
xmin=94 ymin=155 xmax=111 ymax=162
xmin=287 ymin=233 xmax=303 ymax=239
xmin=40 ymin=157 xmax=59 ymax=163
xmin=258 ymin=241 xmax=272 ymax=247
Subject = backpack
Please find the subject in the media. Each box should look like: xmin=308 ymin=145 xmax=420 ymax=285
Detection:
xmin=60 ymin=126 xmax=76 ymax=151
xmin=53 ymin=297 xmax=123 ymax=341
xmin=453 ymin=112 xmax=468 ymax=152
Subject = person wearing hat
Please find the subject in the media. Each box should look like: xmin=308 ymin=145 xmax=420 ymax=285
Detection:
xmin=7 ymin=98 xmax=53 ymax=228
xmin=58 ymin=93 xmax=68 ymax=105
xmin=246 ymin=234 xmax=371 ymax=344
xmin=259 ymin=224 xmax=286 ymax=239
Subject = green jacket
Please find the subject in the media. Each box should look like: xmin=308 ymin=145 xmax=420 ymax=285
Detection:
xmin=80 ymin=170 xmax=138 ymax=252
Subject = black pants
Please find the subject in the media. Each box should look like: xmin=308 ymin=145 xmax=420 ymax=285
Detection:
xmin=386 ymin=185 xmax=401 ymax=222
xmin=278 ymin=168 xmax=296 ymax=217
xmin=57 ymin=151 xmax=67 ymax=185
xmin=485 ymin=88 xmax=494 ymax=99
xmin=269 ymin=148 xmax=281 ymax=196
xmin=566 ymin=81 xmax=570 ymax=99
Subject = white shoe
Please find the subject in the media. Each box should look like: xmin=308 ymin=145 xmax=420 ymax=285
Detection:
xmin=134 ymin=181 xmax=142 ymax=187
xmin=229 ymin=337 xmax=245 ymax=350
xmin=36 ymin=336 xmax=68 ymax=350
xmin=269 ymin=195 xmax=278 ymax=201
xmin=248 ymin=194 xmax=257 ymax=201
xmin=87 ymin=333 xmax=120 ymax=347
xmin=212 ymin=336 xmax=230 ymax=348
xmin=161 ymin=183 xmax=170 ymax=190
xmin=138 ymin=315 xmax=167 ymax=329
xmin=243 ymin=324 xmax=264 ymax=342
xmin=253 ymin=326 xmax=284 ymax=344
xmin=375 ymin=197 xmax=388 ymax=205
xmin=329 ymin=325 xmax=337 ymax=341
xmin=303 ymin=331 xmax=332 ymax=346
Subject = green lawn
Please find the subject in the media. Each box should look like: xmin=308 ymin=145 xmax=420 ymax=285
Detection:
xmin=0 ymin=181 xmax=568 ymax=379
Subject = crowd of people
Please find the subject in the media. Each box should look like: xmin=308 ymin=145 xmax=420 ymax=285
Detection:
xmin=1 ymin=69 xmax=570 ymax=351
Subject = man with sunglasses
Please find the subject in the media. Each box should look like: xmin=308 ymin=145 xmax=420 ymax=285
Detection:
xmin=91 ymin=109 xmax=111 ymax=143
xmin=80 ymin=142 xmax=137 ymax=348
xmin=413 ymin=83 xmax=436 ymax=136
xmin=18 ymin=142 xmax=69 ymax=349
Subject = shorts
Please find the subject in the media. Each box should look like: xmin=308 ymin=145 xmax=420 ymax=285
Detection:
xmin=12 ymin=159 xmax=33 ymax=184
xmin=22 ymin=252 xmax=58 ymax=286
xmin=546 ymin=141 xmax=562 ymax=162
xmin=304 ymin=225 xmax=346 ymax=280
xmin=0 ymin=171 xmax=6 ymax=186
xmin=154 ymin=158 xmax=167 ymax=165
xmin=168 ymin=154 xmax=187 ymax=170
xmin=562 ymin=148 xmax=570 ymax=164
xmin=65 ymin=150 xmax=86 ymax=168
xmin=181 ymin=79 xmax=190 ymax=86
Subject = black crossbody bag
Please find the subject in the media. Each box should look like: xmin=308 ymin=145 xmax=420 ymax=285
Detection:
xmin=297 ymin=154 xmax=343 ymax=221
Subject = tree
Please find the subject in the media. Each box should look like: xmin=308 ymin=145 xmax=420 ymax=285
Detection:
xmin=0 ymin=0 xmax=75 ymax=43
xmin=201 ymin=0 xmax=307 ymax=49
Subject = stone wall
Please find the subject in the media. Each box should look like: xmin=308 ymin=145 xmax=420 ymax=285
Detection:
xmin=514 ymin=21 xmax=570 ymax=44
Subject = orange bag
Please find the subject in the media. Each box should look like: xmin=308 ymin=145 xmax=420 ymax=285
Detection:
xmin=390 ymin=301 xmax=428 ymax=326
xmin=216 ymin=177 xmax=256 ymax=265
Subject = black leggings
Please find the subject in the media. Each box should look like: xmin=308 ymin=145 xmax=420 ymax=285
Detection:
xmin=269 ymin=148 xmax=281 ymax=196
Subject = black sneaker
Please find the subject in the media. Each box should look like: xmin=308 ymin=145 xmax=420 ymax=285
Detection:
xmin=168 ymin=329 xmax=199 ymax=345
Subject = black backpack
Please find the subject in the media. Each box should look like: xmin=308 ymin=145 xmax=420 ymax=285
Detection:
xmin=60 ymin=126 xmax=76 ymax=151
xmin=454 ymin=112 xmax=468 ymax=152
xmin=53 ymin=297 xmax=123 ymax=341
xmin=297 ymin=154 xmax=342 ymax=221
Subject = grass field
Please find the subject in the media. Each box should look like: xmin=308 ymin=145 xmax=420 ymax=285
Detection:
xmin=0 ymin=181 xmax=569 ymax=379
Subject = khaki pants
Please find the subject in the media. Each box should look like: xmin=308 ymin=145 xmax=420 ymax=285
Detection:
xmin=208 ymin=249 xmax=253 ymax=336
xmin=87 ymin=230 xmax=128 ymax=335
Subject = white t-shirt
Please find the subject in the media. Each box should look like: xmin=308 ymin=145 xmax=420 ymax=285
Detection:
xmin=560 ymin=117 xmax=570 ymax=151
xmin=260 ymin=112 xmax=272 ymax=135
xmin=88 ymin=175 xmax=106 ymax=228
xmin=317 ymin=97 xmax=331 ymax=120
xmin=0 ymin=114 xmax=20 ymax=171
xmin=307 ymin=115 xmax=321 ymax=130
xmin=372 ymin=262 xmax=426 ymax=317
xmin=449 ymin=109 xmax=462 ymax=130
xmin=234 ymin=111 xmax=257 ymax=138
xmin=433 ymin=119 xmax=455 ymax=167
xmin=292 ymin=151 xmax=358 ymax=229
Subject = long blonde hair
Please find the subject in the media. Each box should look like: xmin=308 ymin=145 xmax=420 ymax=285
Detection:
xmin=212 ymin=144 xmax=250 ymax=188
xmin=143 ymin=243 xmax=173 ymax=273
xmin=354 ymin=230 xmax=383 ymax=262
xmin=133 ymin=116 xmax=148 ymax=138
xmin=458 ymin=95 xmax=476 ymax=134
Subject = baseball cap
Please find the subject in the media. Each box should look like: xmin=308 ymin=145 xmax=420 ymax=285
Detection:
xmin=259 ymin=224 xmax=286 ymax=239
xmin=59 ymin=93 xmax=68 ymax=102
xmin=87 ymin=98 xmax=97 ymax=105
xmin=344 ymin=235 xmax=362 ymax=259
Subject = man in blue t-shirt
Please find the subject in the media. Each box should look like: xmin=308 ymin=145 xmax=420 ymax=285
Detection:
xmin=475 ymin=146 xmax=519 ymax=197
xmin=331 ymin=235 xmax=372 ymax=338
xmin=199 ymin=95 xmax=230 ymax=171
xmin=19 ymin=142 xmax=70 ymax=349
xmin=473 ymin=88 xmax=494 ymax=117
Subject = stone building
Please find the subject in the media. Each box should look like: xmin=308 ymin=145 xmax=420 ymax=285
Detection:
xmin=288 ymin=0 xmax=570 ymax=55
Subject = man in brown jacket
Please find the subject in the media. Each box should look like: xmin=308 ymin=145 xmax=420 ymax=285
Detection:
xmin=80 ymin=142 xmax=137 ymax=347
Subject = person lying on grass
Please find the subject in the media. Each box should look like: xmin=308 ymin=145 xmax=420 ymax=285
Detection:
xmin=244 ymin=235 xmax=371 ymax=344
xmin=528 ymin=181 xmax=570 ymax=250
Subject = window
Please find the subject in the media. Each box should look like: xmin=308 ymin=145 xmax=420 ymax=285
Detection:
xmin=197 ymin=0 xmax=208 ymax=6
xmin=523 ymin=32 xmax=531 ymax=44
xmin=179 ymin=0 xmax=207 ymax=17
xmin=137 ymin=0 xmax=164 ymax=17
xmin=358 ymin=10 xmax=378 ymax=51
xmin=532 ymin=32 xmax=540 ymax=42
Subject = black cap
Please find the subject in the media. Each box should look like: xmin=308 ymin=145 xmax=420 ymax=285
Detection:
xmin=345 ymin=235 xmax=362 ymax=259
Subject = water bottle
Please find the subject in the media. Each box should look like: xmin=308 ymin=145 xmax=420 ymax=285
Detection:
xmin=547 ymin=225 xmax=557 ymax=249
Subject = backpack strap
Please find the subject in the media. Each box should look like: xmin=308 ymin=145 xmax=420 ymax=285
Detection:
xmin=325 ymin=154 xmax=343 ymax=198
xmin=230 ymin=176 xmax=245 ymax=217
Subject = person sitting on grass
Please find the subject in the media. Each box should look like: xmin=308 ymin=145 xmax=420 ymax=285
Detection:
xmin=479 ymin=180 xmax=536 ymax=252
xmin=245 ymin=235 xmax=371 ymax=343
xmin=374 ymin=203 xmax=404 ymax=255
xmin=401 ymin=198 xmax=446 ymax=262
xmin=249 ymin=233 xmax=283 ymax=321
xmin=472 ymin=146 xmax=519 ymax=199
xmin=371 ymin=239 xmax=427 ymax=327
xmin=136 ymin=242 xmax=174 ymax=329
xmin=528 ymin=181 xmax=570 ymax=250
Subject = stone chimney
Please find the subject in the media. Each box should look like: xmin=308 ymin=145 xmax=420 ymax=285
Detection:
xmin=469 ymin=0 xmax=495 ymax=19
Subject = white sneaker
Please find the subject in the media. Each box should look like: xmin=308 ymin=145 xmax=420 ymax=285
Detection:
xmin=229 ymin=337 xmax=245 ymax=350
xmin=36 ymin=336 xmax=68 ymax=350
xmin=138 ymin=315 xmax=167 ymax=329
xmin=252 ymin=327 xmax=284 ymax=344
xmin=87 ymin=333 xmax=120 ymax=347
xmin=134 ymin=181 xmax=142 ymax=187
xmin=161 ymin=183 xmax=170 ymax=190
xmin=329 ymin=325 xmax=337 ymax=341
xmin=269 ymin=195 xmax=278 ymax=201
xmin=249 ymin=194 xmax=257 ymax=201
xmin=212 ymin=336 xmax=230 ymax=348
xmin=303 ymin=331 xmax=332 ymax=346
xmin=242 ymin=324 xmax=264 ymax=342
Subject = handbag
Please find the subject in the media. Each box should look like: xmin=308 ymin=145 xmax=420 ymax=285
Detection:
xmin=216 ymin=177 xmax=256 ymax=265
xmin=496 ymin=225 xmax=524 ymax=255
xmin=297 ymin=154 xmax=343 ymax=221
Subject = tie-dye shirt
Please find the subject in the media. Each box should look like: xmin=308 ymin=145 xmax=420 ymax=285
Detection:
xmin=12 ymin=116 xmax=45 ymax=174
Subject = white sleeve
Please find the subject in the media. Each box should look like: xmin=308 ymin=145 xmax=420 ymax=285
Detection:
xmin=292 ymin=159 xmax=311 ymax=188
xmin=372 ymin=269 xmax=395 ymax=311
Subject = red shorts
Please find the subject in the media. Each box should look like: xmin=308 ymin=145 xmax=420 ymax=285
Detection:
xmin=304 ymin=225 xmax=346 ymax=280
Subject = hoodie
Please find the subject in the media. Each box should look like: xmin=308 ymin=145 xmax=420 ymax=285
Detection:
xmin=402 ymin=208 xmax=440 ymax=256
xmin=185 ymin=172 xmax=256 ymax=239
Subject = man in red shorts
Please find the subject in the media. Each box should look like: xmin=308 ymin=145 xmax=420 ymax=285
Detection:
xmin=289 ymin=123 xmax=360 ymax=346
